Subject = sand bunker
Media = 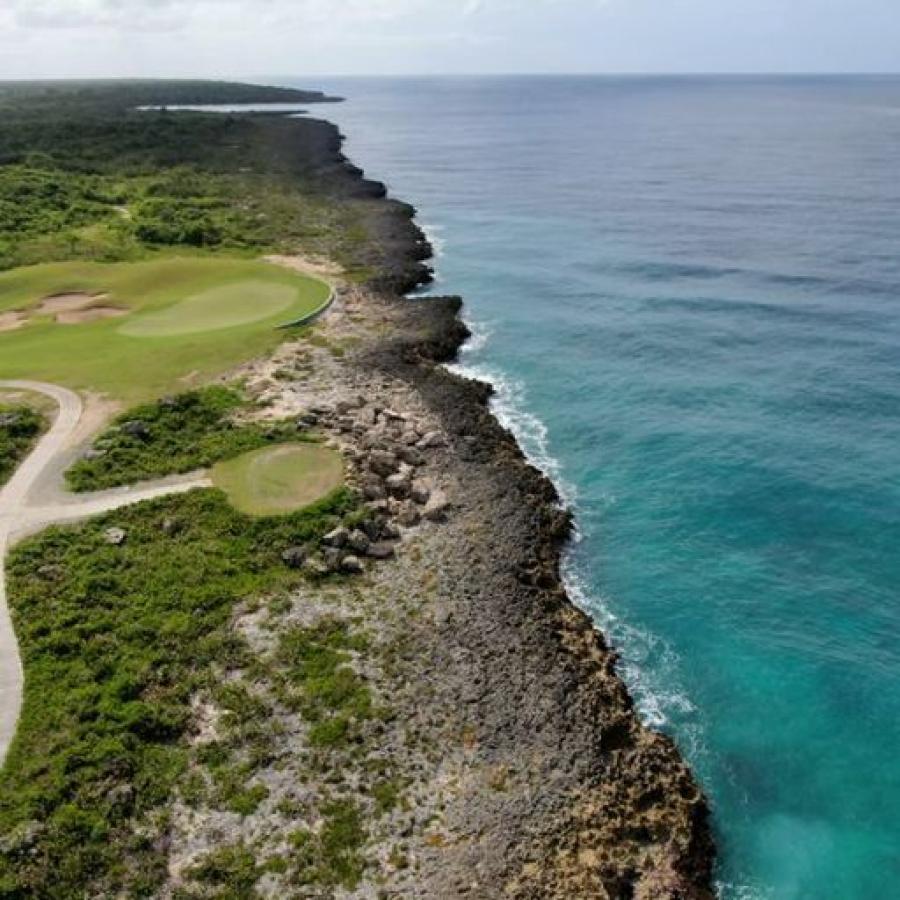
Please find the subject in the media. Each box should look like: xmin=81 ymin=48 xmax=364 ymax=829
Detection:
xmin=36 ymin=292 xmax=109 ymax=315
xmin=0 ymin=312 xmax=27 ymax=333
xmin=55 ymin=306 xmax=126 ymax=325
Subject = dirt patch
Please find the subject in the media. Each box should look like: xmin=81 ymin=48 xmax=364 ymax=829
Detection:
xmin=0 ymin=312 xmax=26 ymax=333
xmin=36 ymin=292 xmax=109 ymax=315
xmin=55 ymin=306 xmax=126 ymax=325
xmin=264 ymin=253 xmax=342 ymax=283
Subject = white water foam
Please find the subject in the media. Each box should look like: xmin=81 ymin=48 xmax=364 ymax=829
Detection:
xmin=448 ymin=312 xmax=703 ymax=746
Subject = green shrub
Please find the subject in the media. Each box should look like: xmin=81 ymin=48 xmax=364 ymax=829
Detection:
xmin=0 ymin=404 xmax=44 ymax=486
xmin=66 ymin=386 xmax=299 ymax=491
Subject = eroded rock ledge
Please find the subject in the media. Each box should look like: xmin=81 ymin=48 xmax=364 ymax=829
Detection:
xmin=238 ymin=256 xmax=715 ymax=896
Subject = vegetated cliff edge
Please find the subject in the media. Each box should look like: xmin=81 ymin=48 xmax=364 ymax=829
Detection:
xmin=309 ymin=113 xmax=717 ymax=897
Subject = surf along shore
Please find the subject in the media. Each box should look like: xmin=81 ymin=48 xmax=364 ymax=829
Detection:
xmin=0 ymin=82 xmax=714 ymax=897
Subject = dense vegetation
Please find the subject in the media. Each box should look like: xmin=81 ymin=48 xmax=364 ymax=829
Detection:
xmin=0 ymin=80 xmax=380 ymax=278
xmin=0 ymin=404 xmax=44 ymax=486
xmin=0 ymin=80 xmax=409 ymax=896
xmin=66 ymin=386 xmax=299 ymax=491
xmin=0 ymin=488 xmax=372 ymax=897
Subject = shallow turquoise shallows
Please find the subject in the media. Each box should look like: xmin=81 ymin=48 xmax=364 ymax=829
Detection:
xmin=296 ymin=76 xmax=900 ymax=899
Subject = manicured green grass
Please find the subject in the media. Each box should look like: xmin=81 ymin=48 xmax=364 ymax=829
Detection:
xmin=212 ymin=443 xmax=345 ymax=517
xmin=119 ymin=280 xmax=298 ymax=337
xmin=0 ymin=255 xmax=330 ymax=401
xmin=65 ymin=386 xmax=298 ymax=492
xmin=0 ymin=487 xmax=360 ymax=898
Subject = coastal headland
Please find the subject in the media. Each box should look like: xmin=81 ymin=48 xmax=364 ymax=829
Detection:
xmin=0 ymin=81 xmax=714 ymax=897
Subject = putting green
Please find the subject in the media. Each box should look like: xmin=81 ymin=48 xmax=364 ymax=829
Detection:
xmin=212 ymin=443 xmax=345 ymax=517
xmin=0 ymin=256 xmax=330 ymax=401
xmin=120 ymin=281 xmax=297 ymax=337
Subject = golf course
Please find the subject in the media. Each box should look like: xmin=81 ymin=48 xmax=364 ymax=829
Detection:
xmin=0 ymin=255 xmax=331 ymax=401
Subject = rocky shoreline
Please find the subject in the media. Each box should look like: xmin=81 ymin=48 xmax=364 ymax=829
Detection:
xmin=241 ymin=114 xmax=717 ymax=898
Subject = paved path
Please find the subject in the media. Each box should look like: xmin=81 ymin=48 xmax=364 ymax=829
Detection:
xmin=0 ymin=380 xmax=211 ymax=765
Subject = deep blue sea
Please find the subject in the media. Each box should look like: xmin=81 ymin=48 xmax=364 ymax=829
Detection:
xmin=286 ymin=76 xmax=900 ymax=898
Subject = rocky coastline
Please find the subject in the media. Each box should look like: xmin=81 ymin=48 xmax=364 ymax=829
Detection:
xmin=243 ymin=113 xmax=717 ymax=898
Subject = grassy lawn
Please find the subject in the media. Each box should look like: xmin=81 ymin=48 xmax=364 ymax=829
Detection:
xmin=212 ymin=443 xmax=345 ymax=517
xmin=0 ymin=255 xmax=330 ymax=401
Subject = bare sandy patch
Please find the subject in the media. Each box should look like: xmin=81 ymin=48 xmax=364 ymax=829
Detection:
xmin=36 ymin=292 xmax=109 ymax=315
xmin=264 ymin=253 xmax=343 ymax=284
xmin=55 ymin=306 xmax=127 ymax=325
xmin=0 ymin=312 xmax=26 ymax=333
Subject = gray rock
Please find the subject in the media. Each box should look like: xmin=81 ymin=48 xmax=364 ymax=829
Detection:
xmin=361 ymin=517 xmax=385 ymax=542
xmin=369 ymin=451 xmax=398 ymax=477
xmin=83 ymin=447 xmax=106 ymax=461
xmin=323 ymin=526 xmax=349 ymax=548
xmin=398 ymin=446 xmax=424 ymax=467
xmin=418 ymin=431 xmax=448 ymax=450
xmin=121 ymin=420 xmax=151 ymax=440
xmin=303 ymin=556 xmax=331 ymax=578
xmin=347 ymin=529 xmax=371 ymax=554
xmin=423 ymin=491 xmax=450 ymax=523
xmin=410 ymin=482 xmax=431 ymax=506
xmin=366 ymin=542 xmax=395 ymax=560
xmin=386 ymin=473 xmax=412 ymax=499
xmin=161 ymin=517 xmax=180 ymax=536
xmin=362 ymin=476 xmax=386 ymax=501
xmin=322 ymin=547 xmax=343 ymax=571
xmin=297 ymin=412 xmax=319 ymax=427
xmin=381 ymin=521 xmax=402 ymax=541
xmin=281 ymin=546 xmax=307 ymax=569
xmin=397 ymin=506 xmax=421 ymax=528
xmin=104 ymin=527 xmax=127 ymax=546
xmin=401 ymin=431 xmax=420 ymax=446
xmin=340 ymin=555 xmax=364 ymax=575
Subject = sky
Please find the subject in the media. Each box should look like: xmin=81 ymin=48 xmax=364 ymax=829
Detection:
xmin=0 ymin=0 xmax=898 ymax=79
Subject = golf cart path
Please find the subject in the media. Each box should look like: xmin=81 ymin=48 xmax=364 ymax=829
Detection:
xmin=0 ymin=380 xmax=210 ymax=765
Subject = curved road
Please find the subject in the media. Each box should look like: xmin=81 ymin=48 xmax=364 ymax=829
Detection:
xmin=0 ymin=380 xmax=210 ymax=765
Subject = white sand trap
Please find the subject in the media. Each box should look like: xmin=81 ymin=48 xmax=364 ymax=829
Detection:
xmin=55 ymin=306 xmax=127 ymax=325
xmin=0 ymin=312 xmax=26 ymax=333
xmin=36 ymin=292 xmax=109 ymax=315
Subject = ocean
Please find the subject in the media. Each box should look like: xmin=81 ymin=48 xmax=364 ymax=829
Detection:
xmin=289 ymin=75 xmax=900 ymax=899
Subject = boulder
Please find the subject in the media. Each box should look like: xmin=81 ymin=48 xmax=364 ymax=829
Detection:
xmin=369 ymin=451 xmax=398 ymax=477
xmin=361 ymin=477 xmax=386 ymax=501
xmin=398 ymin=446 xmax=424 ymax=467
xmin=423 ymin=490 xmax=450 ymax=523
xmin=323 ymin=526 xmax=349 ymax=548
xmin=304 ymin=556 xmax=331 ymax=578
xmin=397 ymin=505 xmax=421 ymax=528
xmin=340 ymin=555 xmax=364 ymax=575
xmin=361 ymin=517 xmax=385 ymax=542
xmin=281 ymin=546 xmax=307 ymax=569
xmin=104 ymin=527 xmax=127 ymax=546
xmin=386 ymin=473 xmax=412 ymax=500
xmin=121 ymin=420 xmax=151 ymax=441
xmin=347 ymin=529 xmax=371 ymax=554
xmin=322 ymin=547 xmax=343 ymax=571
xmin=366 ymin=543 xmax=396 ymax=560
xmin=381 ymin=521 xmax=402 ymax=541
xmin=410 ymin=482 xmax=431 ymax=506
xmin=417 ymin=431 xmax=447 ymax=450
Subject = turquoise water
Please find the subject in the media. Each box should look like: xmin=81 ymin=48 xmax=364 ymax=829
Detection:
xmin=296 ymin=76 xmax=900 ymax=898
